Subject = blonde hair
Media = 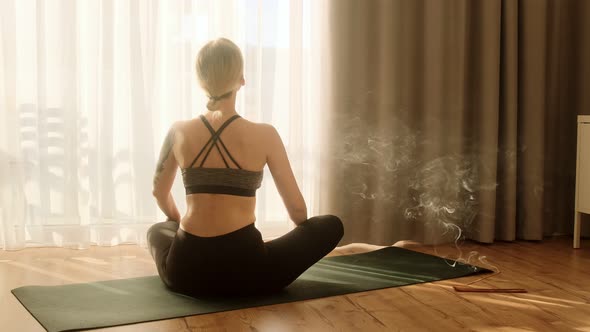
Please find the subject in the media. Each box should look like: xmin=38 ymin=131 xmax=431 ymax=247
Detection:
xmin=196 ymin=38 xmax=244 ymax=111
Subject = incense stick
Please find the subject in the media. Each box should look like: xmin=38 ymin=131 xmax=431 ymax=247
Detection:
xmin=453 ymin=286 xmax=527 ymax=293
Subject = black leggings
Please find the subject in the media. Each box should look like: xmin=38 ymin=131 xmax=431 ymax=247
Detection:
xmin=147 ymin=215 xmax=344 ymax=297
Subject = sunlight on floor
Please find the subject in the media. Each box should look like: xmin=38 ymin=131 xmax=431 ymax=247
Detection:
xmin=495 ymin=294 xmax=572 ymax=308
xmin=71 ymin=257 xmax=109 ymax=265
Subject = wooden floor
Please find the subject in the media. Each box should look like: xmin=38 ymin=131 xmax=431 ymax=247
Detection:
xmin=2 ymin=237 xmax=590 ymax=331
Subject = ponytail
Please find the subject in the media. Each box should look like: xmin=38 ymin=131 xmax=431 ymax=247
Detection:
xmin=205 ymin=90 xmax=235 ymax=111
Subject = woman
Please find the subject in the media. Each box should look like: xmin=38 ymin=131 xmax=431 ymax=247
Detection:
xmin=147 ymin=38 xmax=343 ymax=297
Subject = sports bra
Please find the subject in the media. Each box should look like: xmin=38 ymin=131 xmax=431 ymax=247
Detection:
xmin=181 ymin=114 xmax=263 ymax=197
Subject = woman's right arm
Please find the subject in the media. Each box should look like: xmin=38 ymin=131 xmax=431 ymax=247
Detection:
xmin=264 ymin=124 xmax=308 ymax=225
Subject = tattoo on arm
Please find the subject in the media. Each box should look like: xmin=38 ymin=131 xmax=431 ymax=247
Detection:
xmin=153 ymin=127 xmax=175 ymax=187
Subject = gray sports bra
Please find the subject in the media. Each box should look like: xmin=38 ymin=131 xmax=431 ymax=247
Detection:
xmin=181 ymin=114 xmax=263 ymax=197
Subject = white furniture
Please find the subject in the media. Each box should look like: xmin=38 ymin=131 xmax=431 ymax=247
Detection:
xmin=574 ymin=115 xmax=590 ymax=248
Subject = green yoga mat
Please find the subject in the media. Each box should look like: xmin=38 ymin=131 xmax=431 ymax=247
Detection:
xmin=12 ymin=247 xmax=489 ymax=332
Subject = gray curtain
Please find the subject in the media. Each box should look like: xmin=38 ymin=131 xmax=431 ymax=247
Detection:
xmin=320 ymin=0 xmax=590 ymax=245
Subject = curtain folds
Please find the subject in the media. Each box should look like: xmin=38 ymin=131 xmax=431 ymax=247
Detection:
xmin=322 ymin=0 xmax=590 ymax=245
xmin=0 ymin=0 xmax=326 ymax=250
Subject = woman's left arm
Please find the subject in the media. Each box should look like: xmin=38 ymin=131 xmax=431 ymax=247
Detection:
xmin=152 ymin=124 xmax=181 ymax=222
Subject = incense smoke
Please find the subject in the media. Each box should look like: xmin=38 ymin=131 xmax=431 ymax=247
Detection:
xmin=335 ymin=115 xmax=502 ymax=269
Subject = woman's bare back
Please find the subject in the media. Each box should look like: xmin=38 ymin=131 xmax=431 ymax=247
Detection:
xmin=172 ymin=114 xmax=267 ymax=236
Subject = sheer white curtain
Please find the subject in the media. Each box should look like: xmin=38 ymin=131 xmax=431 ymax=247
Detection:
xmin=0 ymin=0 xmax=327 ymax=250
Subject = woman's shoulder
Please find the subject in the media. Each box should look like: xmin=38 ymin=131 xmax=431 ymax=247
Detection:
xmin=172 ymin=118 xmax=204 ymax=136
xmin=237 ymin=118 xmax=277 ymax=135
xmin=168 ymin=120 xmax=190 ymax=139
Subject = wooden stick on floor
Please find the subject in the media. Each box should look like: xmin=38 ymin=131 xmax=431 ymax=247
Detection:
xmin=453 ymin=286 xmax=527 ymax=293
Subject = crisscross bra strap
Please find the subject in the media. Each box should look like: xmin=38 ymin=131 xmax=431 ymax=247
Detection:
xmin=188 ymin=114 xmax=242 ymax=168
